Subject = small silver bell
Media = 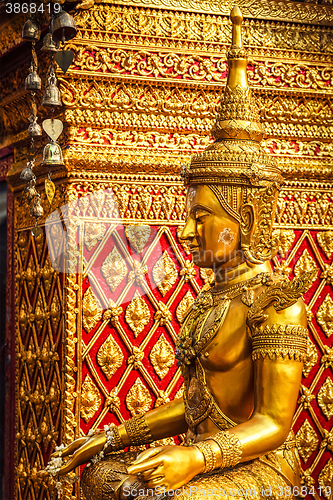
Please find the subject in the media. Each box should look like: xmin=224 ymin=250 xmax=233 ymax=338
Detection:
xmin=31 ymin=200 xmax=44 ymax=218
xmin=25 ymin=70 xmax=41 ymax=91
xmin=41 ymin=32 xmax=59 ymax=52
xmin=42 ymin=75 xmax=62 ymax=108
xmin=51 ymin=9 xmax=77 ymax=42
xmin=42 ymin=141 xmax=64 ymax=166
xmin=22 ymin=18 xmax=41 ymax=41
xmin=20 ymin=166 xmax=35 ymax=181
xmin=28 ymin=116 xmax=42 ymax=137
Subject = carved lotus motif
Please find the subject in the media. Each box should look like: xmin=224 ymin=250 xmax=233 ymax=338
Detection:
xmin=82 ymin=287 xmax=102 ymax=333
xmin=80 ymin=375 xmax=101 ymax=423
xmin=150 ymin=334 xmax=175 ymax=379
xmin=295 ymin=420 xmax=319 ymax=462
xmin=125 ymin=290 xmax=150 ymax=336
xmin=317 ymin=378 xmax=333 ymax=420
xmin=125 ymin=225 xmax=151 ymax=253
xmin=316 ymin=295 xmax=333 ymax=338
xmin=294 ymin=249 xmax=318 ymax=284
xmin=317 ymin=231 xmax=333 ymax=259
xmin=97 ymin=336 xmax=123 ymax=379
xmin=126 ymin=378 xmax=152 ymax=416
xmin=153 ymin=251 xmax=178 ymax=296
xmin=84 ymin=222 xmax=107 ymax=251
xmin=101 ymin=246 xmax=127 ymax=292
xmin=176 ymin=290 xmax=195 ymax=323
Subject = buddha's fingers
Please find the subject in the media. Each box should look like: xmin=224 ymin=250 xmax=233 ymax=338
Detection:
xmin=128 ymin=456 xmax=163 ymax=475
xmin=130 ymin=447 xmax=163 ymax=465
xmin=51 ymin=437 xmax=88 ymax=459
xmin=138 ymin=467 xmax=164 ymax=481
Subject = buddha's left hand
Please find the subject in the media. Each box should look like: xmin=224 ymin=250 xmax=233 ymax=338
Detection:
xmin=127 ymin=445 xmax=205 ymax=491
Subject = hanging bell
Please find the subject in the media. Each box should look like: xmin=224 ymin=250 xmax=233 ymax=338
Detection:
xmin=51 ymin=9 xmax=77 ymax=42
xmin=42 ymin=75 xmax=62 ymax=107
xmin=41 ymin=32 xmax=59 ymax=52
xmin=22 ymin=19 xmax=41 ymax=41
xmin=25 ymin=70 xmax=41 ymax=91
xmin=28 ymin=119 xmax=42 ymax=137
xmin=42 ymin=141 xmax=64 ymax=166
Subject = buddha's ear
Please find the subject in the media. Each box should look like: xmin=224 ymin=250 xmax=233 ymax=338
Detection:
xmin=239 ymin=203 xmax=264 ymax=265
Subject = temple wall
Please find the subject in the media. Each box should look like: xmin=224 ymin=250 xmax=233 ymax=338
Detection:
xmin=1 ymin=1 xmax=333 ymax=499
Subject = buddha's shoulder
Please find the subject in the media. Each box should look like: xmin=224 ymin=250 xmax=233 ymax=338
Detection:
xmin=247 ymin=270 xmax=315 ymax=330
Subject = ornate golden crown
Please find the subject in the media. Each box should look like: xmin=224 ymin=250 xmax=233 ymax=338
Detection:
xmin=183 ymin=6 xmax=283 ymax=188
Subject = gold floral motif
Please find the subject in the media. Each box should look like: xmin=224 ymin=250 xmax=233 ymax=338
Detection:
xmin=97 ymin=336 xmax=124 ymax=380
xmin=272 ymin=229 xmax=295 ymax=259
xmin=26 ymin=255 xmax=37 ymax=295
xmin=316 ymin=295 xmax=333 ymax=338
xmin=154 ymin=302 xmax=172 ymax=325
xmin=317 ymin=378 xmax=333 ymax=420
xmin=303 ymin=338 xmax=318 ymax=378
xmin=101 ymin=246 xmax=127 ymax=292
xmin=150 ymin=334 xmax=175 ymax=379
xmin=295 ymin=420 xmax=319 ymax=462
xmin=34 ymin=292 xmax=48 ymax=335
xmin=103 ymin=300 xmax=123 ymax=326
xmin=318 ymin=231 xmax=333 ymax=259
xmin=82 ymin=287 xmax=103 ymax=333
xmin=125 ymin=225 xmax=151 ymax=253
xmin=180 ymin=260 xmax=196 ymax=282
xmin=298 ymin=385 xmax=315 ymax=410
xmin=322 ymin=346 xmax=333 ymax=370
xmin=105 ymin=387 xmax=120 ymax=412
xmin=294 ymin=249 xmax=318 ymax=284
xmin=318 ymin=459 xmax=333 ymax=500
xmin=200 ymin=268 xmax=215 ymax=286
xmin=128 ymin=346 xmax=144 ymax=369
xmin=321 ymin=263 xmax=333 ymax=286
xmin=128 ymin=260 xmax=148 ymax=286
xmin=125 ymin=290 xmax=150 ymax=336
xmin=84 ymin=222 xmax=107 ymax=251
xmin=125 ymin=378 xmax=152 ymax=416
xmin=80 ymin=375 xmax=102 ymax=423
xmin=50 ymin=292 xmax=61 ymax=332
xmin=152 ymin=251 xmax=178 ymax=296
xmin=176 ymin=291 xmax=195 ymax=323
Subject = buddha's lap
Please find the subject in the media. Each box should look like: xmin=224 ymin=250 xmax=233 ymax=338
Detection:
xmin=81 ymin=451 xmax=296 ymax=500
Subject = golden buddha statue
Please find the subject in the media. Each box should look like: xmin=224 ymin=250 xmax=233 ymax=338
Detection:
xmin=47 ymin=7 xmax=315 ymax=499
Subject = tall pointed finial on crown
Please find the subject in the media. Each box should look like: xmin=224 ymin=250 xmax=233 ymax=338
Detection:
xmin=211 ymin=5 xmax=263 ymax=143
xmin=184 ymin=6 xmax=283 ymax=189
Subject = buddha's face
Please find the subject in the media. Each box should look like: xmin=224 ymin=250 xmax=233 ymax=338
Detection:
xmin=180 ymin=184 xmax=242 ymax=270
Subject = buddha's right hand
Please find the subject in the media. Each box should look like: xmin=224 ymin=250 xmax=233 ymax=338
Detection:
xmin=50 ymin=432 xmax=107 ymax=476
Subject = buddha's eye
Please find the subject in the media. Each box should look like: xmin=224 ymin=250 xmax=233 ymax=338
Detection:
xmin=194 ymin=210 xmax=210 ymax=223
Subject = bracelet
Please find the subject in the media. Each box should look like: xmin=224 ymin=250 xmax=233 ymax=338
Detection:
xmin=194 ymin=441 xmax=216 ymax=473
xmin=105 ymin=424 xmax=123 ymax=451
xmin=124 ymin=415 xmax=153 ymax=446
xmin=211 ymin=431 xmax=242 ymax=469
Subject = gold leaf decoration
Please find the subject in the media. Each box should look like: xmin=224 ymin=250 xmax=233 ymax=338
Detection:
xmin=317 ymin=377 xmax=333 ymax=419
xmin=180 ymin=260 xmax=196 ymax=282
xmin=101 ymin=246 xmax=127 ymax=292
xmin=125 ymin=290 xmax=150 ymax=336
xmin=84 ymin=222 xmax=107 ymax=251
xmin=318 ymin=459 xmax=333 ymax=500
xmin=150 ymin=334 xmax=175 ymax=379
xmin=26 ymin=255 xmax=36 ymax=295
xmin=152 ymin=250 xmax=178 ymax=296
xmin=295 ymin=420 xmax=319 ymax=462
xmin=200 ymin=268 xmax=215 ymax=286
xmin=82 ymin=287 xmax=102 ymax=333
xmin=50 ymin=292 xmax=61 ymax=332
xmin=294 ymin=249 xmax=318 ymax=283
xmin=126 ymin=378 xmax=152 ymax=416
xmin=272 ymin=229 xmax=295 ymax=258
xmin=125 ymin=225 xmax=151 ymax=253
xmin=303 ymin=338 xmax=318 ymax=377
xmin=19 ymin=297 xmax=28 ymax=335
xmin=316 ymin=295 xmax=333 ymax=338
xmin=34 ymin=292 xmax=45 ymax=335
xmin=176 ymin=290 xmax=195 ymax=323
xmin=318 ymin=231 xmax=333 ymax=259
xmin=80 ymin=375 xmax=101 ymax=423
xmin=97 ymin=336 xmax=123 ymax=380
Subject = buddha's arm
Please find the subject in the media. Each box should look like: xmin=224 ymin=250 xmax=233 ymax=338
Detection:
xmin=51 ymin=397 xmax=187 ymax=475
xmin=203 ymin=298 xmax=307 ymax=467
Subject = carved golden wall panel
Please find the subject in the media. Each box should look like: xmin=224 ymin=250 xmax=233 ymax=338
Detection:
xmin=3 ymin=0 xmax=333 ymax=499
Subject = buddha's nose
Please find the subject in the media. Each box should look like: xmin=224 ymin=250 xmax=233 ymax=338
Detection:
xmin=179 ymin=216 xmax=196 ymax=241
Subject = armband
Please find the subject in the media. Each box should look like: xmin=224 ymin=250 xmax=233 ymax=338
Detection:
xmin=211 ymin=431 xmax=242 ymax=468
xmin=124 ymin=415 xmax=153 ymax=446
xmin=252 ymin=323 xmax=308 ymax=361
